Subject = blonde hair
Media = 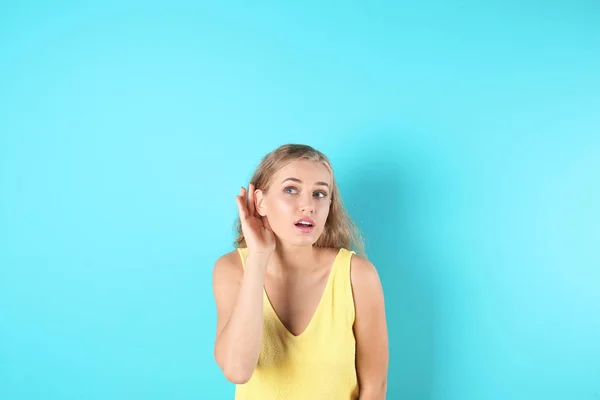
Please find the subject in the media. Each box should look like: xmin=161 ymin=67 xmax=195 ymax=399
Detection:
xmin=233 ymin=143 xmax=366 ymax=257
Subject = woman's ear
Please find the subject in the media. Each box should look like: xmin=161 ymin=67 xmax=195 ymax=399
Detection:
xmin=254 ymin=189 xmax=267 ymax=217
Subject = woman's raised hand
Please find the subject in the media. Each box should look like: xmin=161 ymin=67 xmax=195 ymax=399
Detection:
xmin=235 ymin=183 xmax=276 ymax=257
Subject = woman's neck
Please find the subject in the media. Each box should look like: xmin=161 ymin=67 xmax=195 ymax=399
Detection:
xmin=267 ymin=241 xmax=324 ymax=276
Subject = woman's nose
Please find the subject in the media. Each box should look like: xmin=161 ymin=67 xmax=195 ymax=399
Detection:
xmin=301 ymin=204 xmax=314 ymax=213
xmin=299 ymin=194 xmax=315 ymax=213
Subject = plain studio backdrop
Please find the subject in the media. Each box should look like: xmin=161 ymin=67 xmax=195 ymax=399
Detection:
xmin=0 ymin=2 xmax=598 ymax=399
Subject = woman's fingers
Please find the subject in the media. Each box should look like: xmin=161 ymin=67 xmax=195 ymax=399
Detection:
xmin=236 ymin=187 xmax=248 ymax=220
xmin=235 ymin=197 xmax=245 ymax=220
xmin=248 ymin=183 xmax=256 ymax=217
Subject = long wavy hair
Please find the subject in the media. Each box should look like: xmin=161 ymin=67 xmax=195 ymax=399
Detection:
xmin=233 ymin=144 xmax=365 ymax=257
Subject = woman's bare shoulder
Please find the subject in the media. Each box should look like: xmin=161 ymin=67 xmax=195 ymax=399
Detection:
xmin=212 ymin=248 xmax=244 ymax=284
xmin=349 ymin=252 xmax=380 ymax=292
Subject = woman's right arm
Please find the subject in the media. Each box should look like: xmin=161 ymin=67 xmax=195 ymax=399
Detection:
xmin=212 ymin=250 xmax=270 ymax=384
xmin=213 ymin=183 xmax=276 ymax=384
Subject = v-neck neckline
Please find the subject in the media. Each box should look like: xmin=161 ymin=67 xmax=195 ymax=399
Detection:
xmin=262 ymin=248 xmax=343 ymax=339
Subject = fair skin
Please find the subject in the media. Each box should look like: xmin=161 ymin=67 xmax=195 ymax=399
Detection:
xmin=212 ymin=160 xmax=389 ymax=399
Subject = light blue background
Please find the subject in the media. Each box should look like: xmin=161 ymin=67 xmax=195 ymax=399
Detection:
xmin=1 ymin=1 xmax=598 ymax=399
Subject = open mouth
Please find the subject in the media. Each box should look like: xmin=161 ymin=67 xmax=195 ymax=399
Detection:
xmin=294 ymin=217 xmax=315 ymax=232
xmin=295 ymin=221 xmax=313 ymax=227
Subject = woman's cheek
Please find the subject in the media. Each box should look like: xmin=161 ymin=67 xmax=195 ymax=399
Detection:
xmin=269 ymin=200 xmax=294 ymax=232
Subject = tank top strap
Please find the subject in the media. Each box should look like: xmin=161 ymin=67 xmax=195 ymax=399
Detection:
xmin=237 ymin=247 xmax=248 ymax=271
xmin=330 ymin=247 xmax=357 ymax=325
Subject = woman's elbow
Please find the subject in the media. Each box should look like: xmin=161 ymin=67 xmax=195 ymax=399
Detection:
xmin=359 ymin=380 xmax=388 ymax=399
xmin=222 ymin=365 xmax=252 ymax=384
xmin=214 ymin=349 xmax=254 ymax=384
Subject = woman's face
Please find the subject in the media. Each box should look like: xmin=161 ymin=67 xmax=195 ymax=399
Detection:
xmin=256 ymin=160 xmax=333 ymax=246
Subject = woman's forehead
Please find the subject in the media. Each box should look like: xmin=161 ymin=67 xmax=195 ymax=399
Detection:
xmin=274 ymin=160 xmax=331 ymax=183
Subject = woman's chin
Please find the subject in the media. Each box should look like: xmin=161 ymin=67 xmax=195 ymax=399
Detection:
xmin=295 ymin=233 xmax=320 ymax=246
xmin=280 ymin=232 xmax=319 ymax=246
xmin=272 ymin=226 xmax=322 ymax=247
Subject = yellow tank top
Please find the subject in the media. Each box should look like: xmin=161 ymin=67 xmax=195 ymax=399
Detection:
xmin=235 ymin=247 xmax=359 ymax=400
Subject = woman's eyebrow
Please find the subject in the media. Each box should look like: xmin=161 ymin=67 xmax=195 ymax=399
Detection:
xmin=280 ymin=177 xmax=330 ymax=188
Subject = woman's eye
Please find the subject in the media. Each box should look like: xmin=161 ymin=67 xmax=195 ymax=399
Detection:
xmin=284 ymin=187 xmax=327 ymax=198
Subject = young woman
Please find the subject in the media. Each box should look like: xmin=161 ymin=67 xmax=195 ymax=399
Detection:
xmin=212 ymin=144 xmax=389 ymax=399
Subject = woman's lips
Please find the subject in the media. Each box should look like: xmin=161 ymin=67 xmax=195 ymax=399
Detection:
xmin=294 ymin=217 xmax=315 ymax=233
xmin=295 ymin=223 xmax=314 ymax=233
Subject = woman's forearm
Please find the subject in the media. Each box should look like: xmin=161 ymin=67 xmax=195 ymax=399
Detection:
xmin=215 ymin=253 xmax=269 ymax=383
